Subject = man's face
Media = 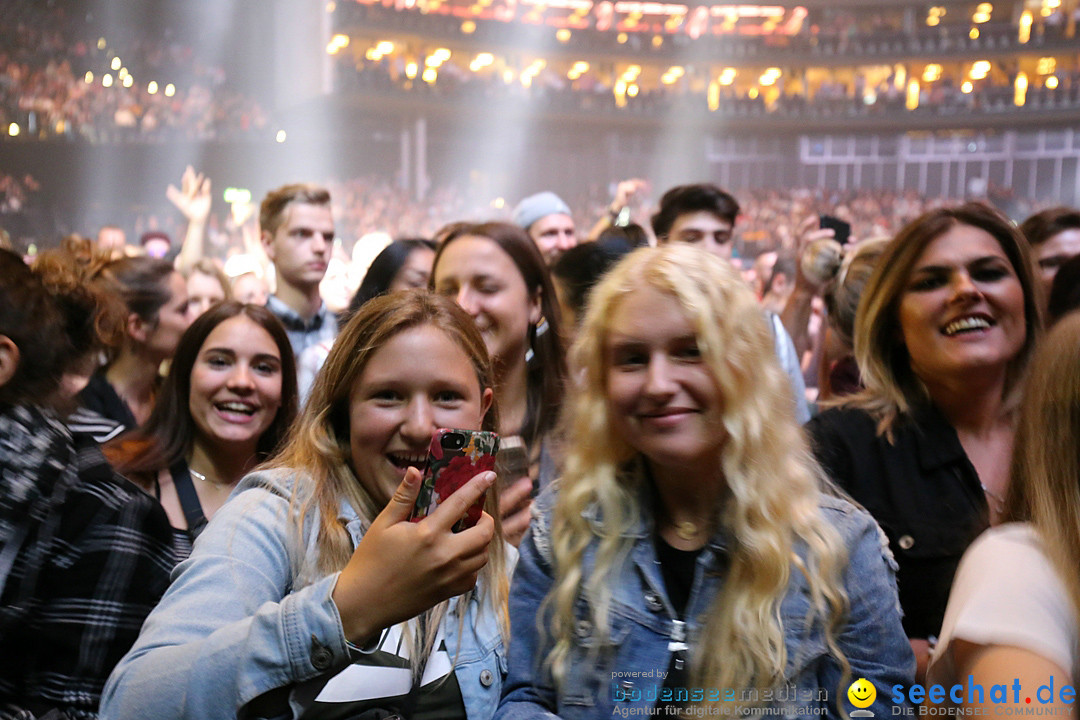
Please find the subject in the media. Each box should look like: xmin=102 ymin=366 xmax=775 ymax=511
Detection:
xmin=262 ymin=203 xmax=334 ymax=292
xmin=662 ymin=211 xmax=735 ymax=261
xmin=97 ymin=227 xmax=126 ymax=251
xmin=528 ymin=213 xmax=577 ymax=265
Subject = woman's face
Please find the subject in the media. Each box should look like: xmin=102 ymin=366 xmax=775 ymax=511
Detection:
xmin=348 ymin=323 xmax=493 ymax=507
xmin=433 ymin=236 xmax=540 ymax=365
xmin=898 ymin=223 xmax=1027 ymax=385
xmin=189 ymin=315 xmax=284 ymax=455
xmin=604 ymin=286 xmax=726 ymax=476
xmin=186 ymin=270 xmax=227 ymax=323
xmin=388 ymin=247 xmax=436 ymax=294
xmin=144 ymin=271 xmax=192 ymax=362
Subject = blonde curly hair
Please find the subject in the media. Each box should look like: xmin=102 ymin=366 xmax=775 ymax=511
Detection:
xmin=547 ymin=244 xmax=850 ymax=704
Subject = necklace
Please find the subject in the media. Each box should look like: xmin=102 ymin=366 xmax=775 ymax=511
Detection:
xmin=189 ymin=468 xmax=211 ymax=484
xmin=981 ymin=482 xmax=1005 ymax=515
xmin=673 ymin=520 xmax=701 ymax=541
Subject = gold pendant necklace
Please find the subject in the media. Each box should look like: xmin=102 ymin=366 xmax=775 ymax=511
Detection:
xmin=673 ymin=520 xmax=700 ymax=541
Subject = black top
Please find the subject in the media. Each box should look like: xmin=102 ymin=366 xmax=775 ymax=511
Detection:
xmin=78 ymin=372 xmax=138 ymax=436
xmin=806 ymin=403 xmax=989 ymax=640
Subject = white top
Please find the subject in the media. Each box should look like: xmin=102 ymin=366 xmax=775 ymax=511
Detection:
xmin=929 ymin=522 xmax=1079 ymax=688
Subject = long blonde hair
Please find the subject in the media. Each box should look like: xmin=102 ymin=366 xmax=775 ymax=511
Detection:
xmin=548 ymin=244 xmax=849 ymax=701
xmin=849 ymin=203 xmax=1041 ymax=435
xmin=266 ymin=290 xmax=509 ymax=672
xmin=1002 ymin=312 xmax=1080 ymax=630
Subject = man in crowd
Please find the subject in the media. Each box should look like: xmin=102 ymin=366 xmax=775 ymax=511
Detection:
xmin=512 ymin=191 xmax=578 ymax=265
xmin=652 ymin=183 xmax=811 ymax=423
xmin=259 ymin=183 xmax=337 ymax=357
xmin=1020 ymin=206 xmax=1080 ymax=313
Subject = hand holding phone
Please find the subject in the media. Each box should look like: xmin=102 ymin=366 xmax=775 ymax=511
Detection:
xmin=411 ymin=429 xmax=500 ymax=532
xmin=819 ymin=214 xmax=852 ymax=245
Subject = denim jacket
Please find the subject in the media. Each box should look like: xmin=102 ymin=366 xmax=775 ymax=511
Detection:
xmin=495 ymin=481 xmax=915 ymax=719
xmin=101 ymin=468 xmax=509 ymax=720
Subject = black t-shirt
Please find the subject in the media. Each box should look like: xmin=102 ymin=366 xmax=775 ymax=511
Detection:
xmin=654 ymin=533 xmax=702 ymax=710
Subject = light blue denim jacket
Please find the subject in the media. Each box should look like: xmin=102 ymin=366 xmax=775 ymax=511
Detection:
xmin=101 ymin=468 xmax=510 ymax=720
xmin=496 ymin=481 xmax=915 ymax=719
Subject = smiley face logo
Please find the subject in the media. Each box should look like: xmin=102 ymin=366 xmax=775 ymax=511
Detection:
xmin=847 ymin=678 xmax=876 ymax=709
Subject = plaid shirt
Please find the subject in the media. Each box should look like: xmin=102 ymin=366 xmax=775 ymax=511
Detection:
xmin=0 ymin=406 xmax=175 ymax=720
xmin=265 ymin=294 xmax=338 ymax=359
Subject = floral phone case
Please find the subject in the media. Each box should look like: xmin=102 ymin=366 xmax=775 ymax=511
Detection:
xmin=411 ymin=429 xmax=500 ymax=532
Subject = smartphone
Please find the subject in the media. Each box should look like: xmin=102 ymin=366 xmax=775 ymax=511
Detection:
xmin=495 ymin=434 xmax=532 ymax=493
xmin=819 ymin=214 xmax=852 ymax=246
xmin=411 ymin=429 xmax=500 ymax=532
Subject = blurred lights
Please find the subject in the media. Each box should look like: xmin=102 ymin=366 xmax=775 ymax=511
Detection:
xmin=627 ymin=83 xmax=639 ymax=97
xmin=375 ymin=41 xmax=394 ymax=55
xmin=491 ymin=197 xmax=505 ymax=209
xmin=556 ymin=28 xmax=571 ymax=42
xmin=651 ymin=34 xmax=663 ymax=48
xmin=567 ymin=60 xmax=589 ymax=80
xmin=164 ymin=83 xmax=176 ymax=97
xmin=972 ymin=3 xmax=992 ymax=23
xmin=122 ymin=74 xmax=133 ymax=88
xmin=747 ymin=87 xmax=759 ymax=99
xmin=759 ymin=67 xmax=781 ymax=86
xmin=922 ymin=64 xmax=942 ymax=83
xmin=1019 ymin=10 xmax=1033 ymax=43
xmin=661 ymin=65 xmax=685 ymax=85
xmin=276 ymin=130 xmax=287 ymax=143
xmin=1014 ymin=71 xmax=1028 ymax=106
xmin=422 ymin=67 xmax=438 ymax=83
xmin=969 ymin=60 xmax=991 ymax=80
xmin=1046 ymin=75 xmax=1059 ymax=89
xmin=327 ymin=34 xmax=350 ymax=54
xmin=97 ymin=38 xmax=106 ymax=50
xmin=461 ymin=20 xmax=476 ymax=33
xmin=84 ymin=71 xmax=94 ymax=83
xmin=926 ymin=6 xmax=945 ymax=27
xmin=111 ymin=57 xmax=122 ymax=71
xmin=969 ymin=27 xmax=979 ymax=39
xmin=326 ymin=1 xmax=336 ymax=11
xmin=102 ymin=73 xmax=114 ymax=88
xmin=147 ymin=80 xmax=158 ymax=94
xmin=961 ymin=81 xmax=974 ymax=93
xmin=502 ymin=68 xmax=515 ymax=83
xmin=405 ymin=62 xmax=419 ymax=79
xmin=906 ymin=79 xmax=920 ymax=110
xmin=718 ymin=67 xmax=736 ymax=86
xmin=118 ymin=67 xmax=128 ymax=79
xmin=708 ymin=80 xmax=720 ymax=111
xmin=8 ymin=123 xmax=19 ymax=137
xmin=470 ymin=52 xmax=495 ymax=72
xmin=617 ymin=33 xmax=628 ymax=44
xmin=1037 ymin=57 xmax=1057 ymax=75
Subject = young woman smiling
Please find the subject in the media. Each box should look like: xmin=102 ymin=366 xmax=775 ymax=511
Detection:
xmin=806 ymin=202 xmax=1042 ymax=681
xmin=432 ymin=222 xmax=567 ymax=545
xmin=103 ymin=291 xmax=510 ymax=720
xmin=496 ymin=245 xmax=913 ymax=718
xmin=106 ymin=302 xmax=298 ymax=558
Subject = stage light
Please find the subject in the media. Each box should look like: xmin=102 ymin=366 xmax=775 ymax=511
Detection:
xmin=111 ymin=57 xmax=121 ymax=71
xmin=122 ymin=74 xmax=133 ymax=88
xmin=102 ymin=74 xmax=114 ymax=88
xmin=1046 ymin=75 xmax=1059 ymax=89
xmin=8 ymin=123 xmax=19 ymax=137
xmin=147 ymin=81 xmax=158 ymax=94
xmin=164 ymin=83 xmax=176 ymax=97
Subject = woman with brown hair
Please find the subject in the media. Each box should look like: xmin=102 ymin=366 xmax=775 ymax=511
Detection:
xmin=77 ymin=256 xmax=191 ymax=438
xmin=432 ymin=222 xmax=567 ymax=544
xmin=806 ymin=202 xmax=1042 ymax=679
xmin=106 ymin=301 xmax=298 ymax=558
xmin=927 ymin=312 xmax=1080 ymax=708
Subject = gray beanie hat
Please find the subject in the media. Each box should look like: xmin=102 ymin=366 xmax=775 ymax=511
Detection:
xmin=512 ymin=191 xmax=572 ymax=229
